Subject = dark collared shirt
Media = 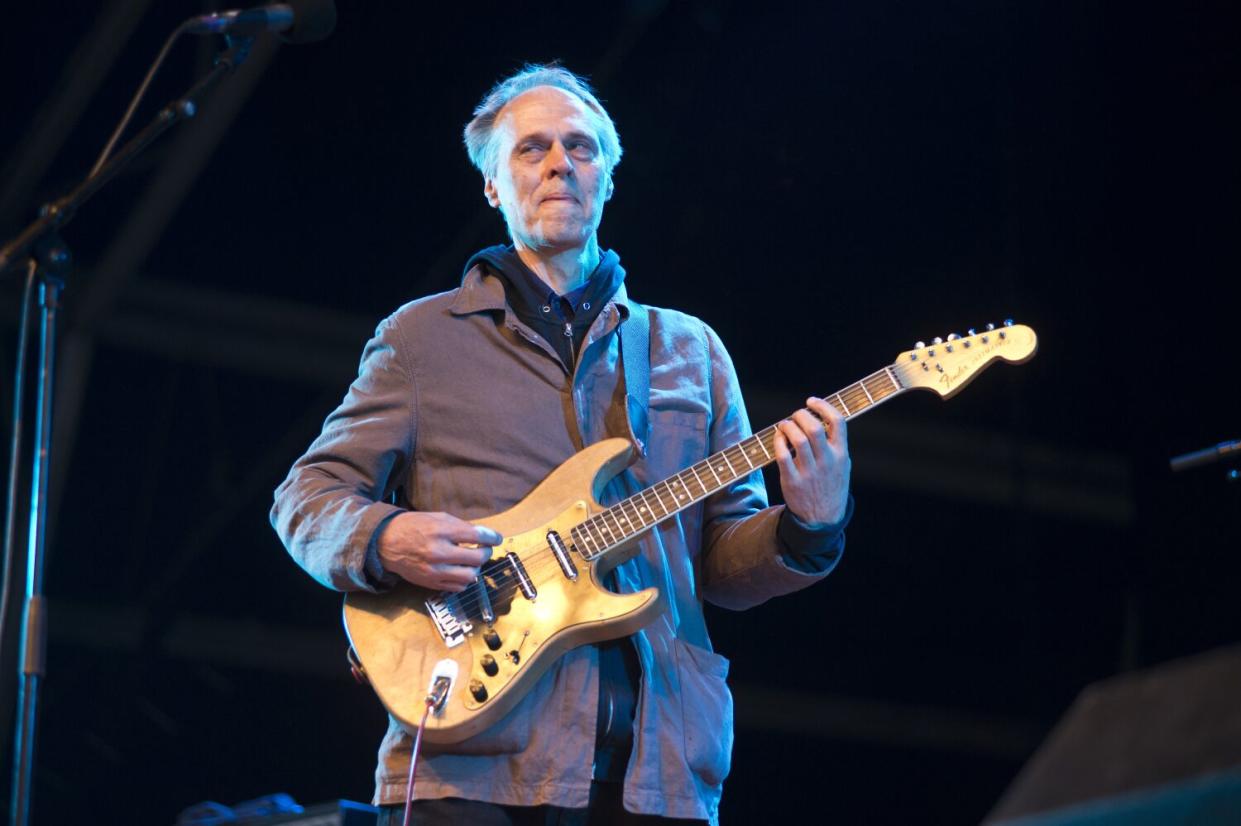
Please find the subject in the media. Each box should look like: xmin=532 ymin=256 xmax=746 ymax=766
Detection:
xmin=465 ymin=245 xmax=625 ymax=371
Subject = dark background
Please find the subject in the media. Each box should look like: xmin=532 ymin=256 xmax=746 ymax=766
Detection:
xmin=1 ymin=1 xmax=1239 ymax=823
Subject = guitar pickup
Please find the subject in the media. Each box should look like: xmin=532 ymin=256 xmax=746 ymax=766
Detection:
xmin=473 ymin=574 xmax=495 ymax=624
xmin=546 ymin=530 xmax=577 ymax=581
xmin=506 ymin=552 xmax=537 ymax=601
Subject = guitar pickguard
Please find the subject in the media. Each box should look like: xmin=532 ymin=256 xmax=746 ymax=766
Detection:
xmin=454 ymin=501 xmax=594 ymax=711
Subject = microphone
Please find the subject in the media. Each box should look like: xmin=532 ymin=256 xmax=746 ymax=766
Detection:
xmin=186 ymin=0 xmax=336 ymax=43
xmin=1170 ymin=439 xmax=1241 ymax=472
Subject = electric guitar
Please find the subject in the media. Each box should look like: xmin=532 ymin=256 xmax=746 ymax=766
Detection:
xmin=343 ymin=322 xmax=1038 ymax=743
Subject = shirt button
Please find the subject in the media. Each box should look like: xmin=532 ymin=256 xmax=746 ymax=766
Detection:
xmin=582 ymin=301 xmax=591 ymax=310
xmin=541 ymin=305 xmax=551 ymax=313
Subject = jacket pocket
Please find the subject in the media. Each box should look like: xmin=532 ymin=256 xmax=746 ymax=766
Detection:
xmin=641 ymin=409 xmax=708 ymax=481
xmin=674 ymin=637 xmax=734 ymax=787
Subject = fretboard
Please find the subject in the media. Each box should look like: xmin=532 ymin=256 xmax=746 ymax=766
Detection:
xmin=570 ymin=364 xmax=908 ymax=560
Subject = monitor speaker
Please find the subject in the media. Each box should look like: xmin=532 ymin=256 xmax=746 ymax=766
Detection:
xmin=985 ymin=644 xmax=1241 ymax=825
xmin=243 ymin=800 xmax=377 ymax=825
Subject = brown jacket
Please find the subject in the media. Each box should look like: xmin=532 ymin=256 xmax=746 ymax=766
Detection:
xmin=271 ymin=266 xmax=841 ymax=823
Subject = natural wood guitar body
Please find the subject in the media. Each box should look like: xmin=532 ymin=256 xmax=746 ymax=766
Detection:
xmin=343 ymin=437 xmax=663 ymax=744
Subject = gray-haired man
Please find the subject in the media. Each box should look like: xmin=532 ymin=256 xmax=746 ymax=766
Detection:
xmin=273 ymin=64 xmax=853 ymax=825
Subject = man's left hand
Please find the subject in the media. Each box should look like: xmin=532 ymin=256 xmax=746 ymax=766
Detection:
xmin=773 ymin=397 xmax=851 ymax=526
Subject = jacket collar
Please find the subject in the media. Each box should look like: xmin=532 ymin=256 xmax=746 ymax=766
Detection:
xmin=451 ymin=263 xmax=632 ymax=320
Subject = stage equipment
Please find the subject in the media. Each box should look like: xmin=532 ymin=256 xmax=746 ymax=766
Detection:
xmin=177 ymin=798 xmax=376 ymax=825
xmin=985 ymin=645 xmax=1241 ymax=825
xmin=261 ymin=801 xmax=378 ymax=825
xmin=344 ymin=324 xmax=1038 ymax=745
xmin=186 ymin=0 xmax=337 ymax=42
xmin=0 ymin=7 xmax=332 ymax=824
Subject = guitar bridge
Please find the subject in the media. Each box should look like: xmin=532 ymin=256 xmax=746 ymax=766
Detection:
xmin=426 ymin=594 xmax=472 ymax=648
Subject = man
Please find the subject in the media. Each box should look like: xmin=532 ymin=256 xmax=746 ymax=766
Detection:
xmin=272 ymin=64 xmax=852 ymax=825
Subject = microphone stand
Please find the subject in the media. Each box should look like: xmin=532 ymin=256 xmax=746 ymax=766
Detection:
xmin=2 ymin=35 xmax=255 ymax=826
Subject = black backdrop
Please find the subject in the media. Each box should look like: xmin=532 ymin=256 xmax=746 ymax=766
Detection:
xmin=1 ymin=2 xmax=1238 ymax=823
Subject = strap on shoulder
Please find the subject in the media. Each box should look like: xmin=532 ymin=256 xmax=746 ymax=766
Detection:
xmin=619 ymin=301 xmax=650 ymax=456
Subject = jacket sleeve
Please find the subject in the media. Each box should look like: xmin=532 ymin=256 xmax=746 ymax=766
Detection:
xmin=697 ymin=322 xmax=847 ymax=610
xmin=270 ymin=316 xmax=413 ymax=592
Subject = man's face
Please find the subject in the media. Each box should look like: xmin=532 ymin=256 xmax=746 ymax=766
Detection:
xmin=485 ymin=86 xmax=613 ymax=254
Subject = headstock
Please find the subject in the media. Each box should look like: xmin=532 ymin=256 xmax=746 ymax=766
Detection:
xmin=893 ymin=320 xmax=1038 ymax=399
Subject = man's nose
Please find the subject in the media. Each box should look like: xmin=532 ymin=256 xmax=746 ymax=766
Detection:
xmin=545 ymin=141 xmax=573 ymax=177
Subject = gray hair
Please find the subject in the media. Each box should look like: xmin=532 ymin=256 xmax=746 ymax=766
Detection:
xmin=463 ymin=64 xmax=623 ymax=179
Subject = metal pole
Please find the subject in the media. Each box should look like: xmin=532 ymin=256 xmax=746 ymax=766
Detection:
xmin=9 ymin=273 xmax=62 ymax=826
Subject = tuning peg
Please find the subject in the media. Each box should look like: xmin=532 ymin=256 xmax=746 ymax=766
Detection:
xmin=947 ymin=333 xmax=960 ymax=341
xmin=933 ymin=336 xmax=943 ymax=345
xmin=1004 ymin=318 xmax=1014 ymax=327
xmin=967 ymin=328 xmax=976 ymax=336
xmin=986 ymin=322 xmax=995 ymax=331
xmin=915 ymin=341 xmax=925 ymax=349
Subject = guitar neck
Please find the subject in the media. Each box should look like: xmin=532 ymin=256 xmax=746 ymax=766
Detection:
xmin=571 ymin=364 xmax=908 ymax=561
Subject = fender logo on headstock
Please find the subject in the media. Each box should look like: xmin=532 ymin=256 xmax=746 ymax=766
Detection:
xmin=938 ymin=336 xmax=1009 ymax=391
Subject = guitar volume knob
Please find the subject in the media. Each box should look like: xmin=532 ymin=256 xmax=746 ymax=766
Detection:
xmin=469 ymin=679 xmax=488 ymax=702
xmin=483 ymin=629 xmax=502 ymax=650
xmin=480 ymin=654 xmax=498 ymax=677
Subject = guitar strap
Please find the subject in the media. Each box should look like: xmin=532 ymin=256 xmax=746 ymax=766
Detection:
xmin=619 ymin=300 xmax=650 ymax=459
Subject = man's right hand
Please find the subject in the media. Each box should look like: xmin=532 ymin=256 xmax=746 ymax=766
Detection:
xmin=376 ymin=511 xmax=502 ymax=592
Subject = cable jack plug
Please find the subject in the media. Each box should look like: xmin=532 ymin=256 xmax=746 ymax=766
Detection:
xmin=426 ymin=676 xmax=451 ymax=712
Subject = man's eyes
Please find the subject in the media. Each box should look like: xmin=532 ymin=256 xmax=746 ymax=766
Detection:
xmin=517 ymin=140 xmax=598 ymax=159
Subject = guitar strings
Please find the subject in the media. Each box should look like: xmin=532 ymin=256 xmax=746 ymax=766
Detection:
xmin=446 ymin=544 xmax=578 ymax=619
xmin=439 ymin=372 xmax=909 ymax=620
xmin=442 ymin=429 xmax=810 ymax=619
xmin=430 ymin=349 xmax=1015 ymax=618
xmin=444 ymin=427 xmax=788 ymax=619
xmin=445 ymin=432 xmax=781 ymax=618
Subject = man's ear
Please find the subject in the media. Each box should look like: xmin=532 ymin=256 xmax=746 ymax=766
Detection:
xmin=605 ymin=176 xmax=615 ymax=201
xmin=484 ymin=178 xmax=501 ymax=208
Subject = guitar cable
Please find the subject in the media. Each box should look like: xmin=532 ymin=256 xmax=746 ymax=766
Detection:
xmin=402 ymin=676 xmax=452 ymax=826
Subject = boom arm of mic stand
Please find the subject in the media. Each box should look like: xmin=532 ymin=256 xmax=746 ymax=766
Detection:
xmin=0 ymin=35 xmax=255 ymax=276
